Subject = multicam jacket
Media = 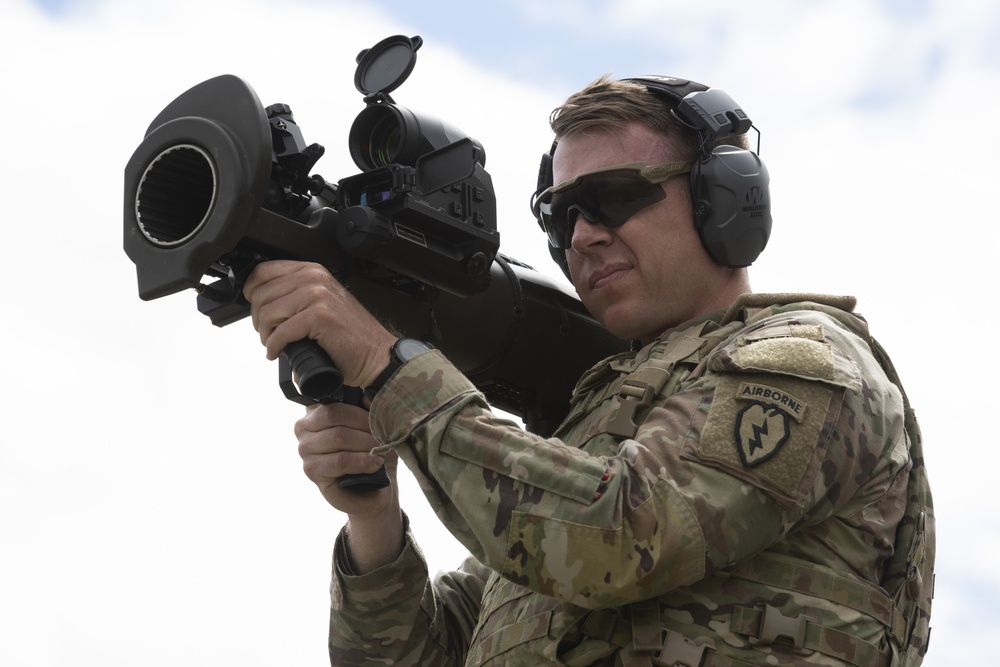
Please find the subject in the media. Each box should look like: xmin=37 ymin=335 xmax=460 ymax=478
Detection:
xmin=329 ymin=294 xmax=933 ymax=666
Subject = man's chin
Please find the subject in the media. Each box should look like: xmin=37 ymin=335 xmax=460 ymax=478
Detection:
xmin=599 ymin=308 xmax=652 ymax=343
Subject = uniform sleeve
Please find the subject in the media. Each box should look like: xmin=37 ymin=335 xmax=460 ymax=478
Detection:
xmin=329 ymin=514 xmax=489 ymax=666
xmin=677 ymin=312 xmax=911 ymax=579
xmin=368 ymin=314 xmax=909 ymax=609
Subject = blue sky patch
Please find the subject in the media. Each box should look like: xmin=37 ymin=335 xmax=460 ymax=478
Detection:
xmin=31 ymin=0 xmax=84 ymax=15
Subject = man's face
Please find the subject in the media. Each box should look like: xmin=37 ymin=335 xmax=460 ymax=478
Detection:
xmin=554 ymin=122 xmax=732 ymax=343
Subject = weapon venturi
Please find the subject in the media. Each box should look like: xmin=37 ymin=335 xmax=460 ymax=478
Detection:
xmin=123 ymin=75 xmax=343 ymax=301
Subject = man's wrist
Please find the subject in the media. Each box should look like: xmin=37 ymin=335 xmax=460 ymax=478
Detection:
xmin=363 ymin=338 xmax=435 ymax=404
xmin=342 ymin=509 xmax=406 ymax=575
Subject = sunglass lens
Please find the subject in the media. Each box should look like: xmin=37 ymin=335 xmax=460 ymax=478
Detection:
xmin=543 ymin=172 xmax=666 ymax=249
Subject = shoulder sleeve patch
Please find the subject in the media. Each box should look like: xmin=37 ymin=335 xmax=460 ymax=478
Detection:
xmin=743 ymin=322 xmax=825 ymax=343
xmin=737 ymin=336 xmax=835 ymax=380
xmin=684 ymin=372 xmax=840 ymax=506
xmin=709 ymin=314 xmax=862 ymax=392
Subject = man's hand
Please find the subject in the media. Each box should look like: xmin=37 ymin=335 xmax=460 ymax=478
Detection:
xmin=296 ymin=402 xmax=398 ymax=515
xmin=297 ymin=401 xmax=404 ymax=572
xmin=245 ymin=260 xmax=405 ymax=570
xmin=242 ymin=260 xmax=398 ymax=390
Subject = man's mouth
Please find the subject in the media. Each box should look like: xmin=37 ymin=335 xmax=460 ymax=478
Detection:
xmin=588 ymin=263 xmax=631 ymax=290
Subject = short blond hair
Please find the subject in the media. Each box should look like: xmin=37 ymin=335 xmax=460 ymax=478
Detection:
xmin=549 ymin=75 xmax=749 ymax=162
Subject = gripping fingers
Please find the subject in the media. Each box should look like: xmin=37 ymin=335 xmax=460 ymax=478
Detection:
xmin=296 ymin=404 xmax=385 ymax=485
xmin=296 ymin=402 xmax=370 ymax=437
xmin=244 ymin=262 xmax=336 ymax=343
xmin=302 ymin=449 xmax=386 ymax=485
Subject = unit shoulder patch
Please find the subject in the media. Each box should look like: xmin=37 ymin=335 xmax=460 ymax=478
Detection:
xmin=684 ymin=372 xmax=840 ymax=506
xmin=735 ymin=402 xmax=789 ymax=467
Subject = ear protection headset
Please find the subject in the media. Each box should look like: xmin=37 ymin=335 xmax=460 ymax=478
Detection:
xmin=534 ymin=76 xmax=771 ymax=279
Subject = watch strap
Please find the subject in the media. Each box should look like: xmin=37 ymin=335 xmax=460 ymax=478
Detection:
xmin=363 ymin=338 xmax=433 ymax=403
xmin=363 ymin=357 xmax=403 ymax=404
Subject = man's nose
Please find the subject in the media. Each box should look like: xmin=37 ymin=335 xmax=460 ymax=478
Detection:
xmin=569 ymin=209 xmax=612 ymax=252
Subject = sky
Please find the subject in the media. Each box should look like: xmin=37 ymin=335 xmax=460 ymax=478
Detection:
xmin=1 ymin=0 xmax=997 ymax=664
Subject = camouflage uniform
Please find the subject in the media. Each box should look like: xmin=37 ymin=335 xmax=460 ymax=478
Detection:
xmin=329 ymin=294 xmax=933 ymax=666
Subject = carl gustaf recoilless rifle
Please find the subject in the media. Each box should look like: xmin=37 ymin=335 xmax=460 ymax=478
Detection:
xmin=123 ymin=35 xmax=626 ymax=491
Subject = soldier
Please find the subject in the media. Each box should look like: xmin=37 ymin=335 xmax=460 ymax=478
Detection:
xmin=244 ymin=75 xmax=933 ymax=666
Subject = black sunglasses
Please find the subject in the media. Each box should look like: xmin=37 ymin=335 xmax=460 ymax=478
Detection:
xmin=531 ymin=160 xmax=693 ymax=249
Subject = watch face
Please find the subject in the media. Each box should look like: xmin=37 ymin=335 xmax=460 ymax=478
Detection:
xmin=396 ymin=338 xmax=432 ymax=361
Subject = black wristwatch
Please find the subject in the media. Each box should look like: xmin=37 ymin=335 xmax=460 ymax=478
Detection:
xmin=363 ymin=338 xmax=435 ymax=403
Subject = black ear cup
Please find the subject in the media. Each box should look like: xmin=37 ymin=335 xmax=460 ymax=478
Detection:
xmin=670 ymin=86 xmax=771 ymax=267
xmin=691 ymin=145 xmax=771 ymax=268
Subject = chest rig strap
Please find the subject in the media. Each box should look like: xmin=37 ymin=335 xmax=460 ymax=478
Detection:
xmin=606 ymin=321 xmax=744 ymax=439
xmin=606 ymin=359 xmax=678 ymax=439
